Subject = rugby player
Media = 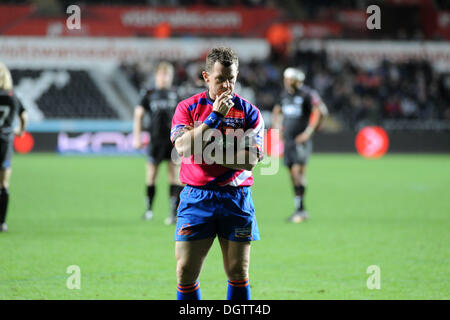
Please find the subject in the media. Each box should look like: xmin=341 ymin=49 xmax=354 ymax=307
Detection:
xmin=133 ymin=62 xmax=183 ymax=225
xmin=272 ymin=67 xmax=328 ymax=223
xmin=170 ymin=47 xmax=264 ymax=300
xmin=0 ymin=63 xmax=28 ymax=232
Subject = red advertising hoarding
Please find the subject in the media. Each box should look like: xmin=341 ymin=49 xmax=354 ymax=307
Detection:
xmin=287 ymin=21 xmax=342 ymax=39
xmin=0 ymin=5 xmax=281 ymax=37
xmin=436 ymin=12 xmax=450 ymax=40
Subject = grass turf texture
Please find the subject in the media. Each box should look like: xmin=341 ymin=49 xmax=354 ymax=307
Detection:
xmin=0 ymin=153 xmax=449 ymax=300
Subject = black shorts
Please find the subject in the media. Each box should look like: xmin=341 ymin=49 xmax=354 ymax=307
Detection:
xmin=146 ymin=138 xmax=174 ymax=164
xmin=0 ymin=135 xmax=14 ymax=169
xmin=283 ymin=139 xmax=313 ymax=168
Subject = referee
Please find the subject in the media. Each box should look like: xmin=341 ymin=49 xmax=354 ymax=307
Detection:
xmin=171 ymin=47 xmax=264 ymax=300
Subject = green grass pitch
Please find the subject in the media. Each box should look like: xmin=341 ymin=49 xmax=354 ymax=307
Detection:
xmin=0 ymin=153 xmax=449 ymax=299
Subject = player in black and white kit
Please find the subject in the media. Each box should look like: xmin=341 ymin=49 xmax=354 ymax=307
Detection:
xmin=0 ymin=63 xmax=28 ymax=232
xmin=272 ymin=68 xmax=328 ymax=223
xmin=133 ymin=62 xmax=183 ymax=225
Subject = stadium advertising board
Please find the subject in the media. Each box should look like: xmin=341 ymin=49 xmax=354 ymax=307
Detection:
xmin=0 ymin=37 xmax=270 ymax=66
xmin=57 ymin=132 xmax=149 ymax=155
xmin=337 ymin=10 xmax=368 ymax=30
xmin=22 ymin=130 xmax=450 ymax=154
xmin=437 ymin=12 xmax=450 ymax=39
xmin=3 ymin=38 xmax=449 ymax=70
xmin=287 ymin=21 xmax=342 ymax=39
xmin=297 ymin=40 xmax=450 ymax=71
xmin=0 ymin=5 xmax=280 ymax=37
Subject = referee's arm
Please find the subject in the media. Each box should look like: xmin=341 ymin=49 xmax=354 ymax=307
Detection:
xmin=221 ymin=148 xmax=258 ymax=171
xmin=174 ymin=89 xmax=234 ymax=157
xmin=173 ymin=123 xmax=210 ymax=157
xmin=222 ymin=112 xmax=264 ymax=171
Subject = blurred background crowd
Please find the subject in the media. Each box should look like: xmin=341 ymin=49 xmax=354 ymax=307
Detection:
xmin=121 ymin=48 xmax=450 ymax=131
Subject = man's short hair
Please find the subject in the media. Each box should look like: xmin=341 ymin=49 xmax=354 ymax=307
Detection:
xmin=205 ymin=47 xmax=239 ymax=72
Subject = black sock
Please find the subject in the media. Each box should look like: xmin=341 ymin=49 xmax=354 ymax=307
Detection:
xmin=294 ymin=185 xmax=305 ymax=211
xmin=170 ymin=185 xmax=183 ymax=217
xmin=146 ymin=185 xmax=155 ymax=211
xmin=0 ymin=188 xmax=9 ymax=224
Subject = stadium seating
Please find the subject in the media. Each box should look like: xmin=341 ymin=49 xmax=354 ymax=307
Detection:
xmin=11 ymin=69 xmax=119 ymax=119
xmin=120 ymin=51 xmax=450 ymax=131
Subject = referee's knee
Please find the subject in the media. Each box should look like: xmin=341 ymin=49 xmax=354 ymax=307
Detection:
xmin=176 ymin=262 xmax=200 ymax=284
xmin=225 ymin=262 xmax=249 ymax=281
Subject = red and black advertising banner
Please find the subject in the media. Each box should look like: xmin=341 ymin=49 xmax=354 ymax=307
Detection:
xmin=436 ymin=12 xmax=450 ymax=40
xmin=0 ymin=5 xmax=281 ymax=37
xmin=287 ymin=21 xmax=342 ymax=39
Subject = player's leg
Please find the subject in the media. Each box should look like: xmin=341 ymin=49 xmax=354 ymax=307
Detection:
xmin=290 ymin=163 xmax=307 ymax=209
xmin=218 ymin=238 xmax=252 ymax=300
xmin=175 ymin=186 xmax=218 ymax=299
xmin=0 ymin=168 xmax=11 ymax=232
xmin=288 ymin=163 xmax=309 ymax=223
xmin=287 ymin=140 xmax=312 ymax=223
xmin=166 ymin=160 xmax=183 ymax=225
xmin=143 ymin=161 xmax=159 ymax=220
xmin=0 ymin=138 xmax=12 ymax=232
xmin=216 ymin=187 xmax=259 ymax=300
xmin=175 ymin=238 xmax=215 ymax=300
xmin=283 ymin=141 xmax=299 ymax=220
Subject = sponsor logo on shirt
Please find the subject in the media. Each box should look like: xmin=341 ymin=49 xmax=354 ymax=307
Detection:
xmin=223 ymin=117 xmax=245 ymax=129
xmin=223 ymin=108 xmax=245 ymax=129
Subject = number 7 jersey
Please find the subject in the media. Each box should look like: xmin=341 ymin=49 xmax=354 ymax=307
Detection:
xmin=0 ymin=89 xmax=26 ymax=136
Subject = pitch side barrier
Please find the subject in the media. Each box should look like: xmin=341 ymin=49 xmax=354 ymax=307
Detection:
xmin=18 ymin=120 xmax=450 ymax=155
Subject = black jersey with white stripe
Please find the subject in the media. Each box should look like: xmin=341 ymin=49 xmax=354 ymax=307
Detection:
xmin=139 ymin=87 xmax=178 ymax=140
xmin=278 ymin=85 xmax=320 ymax=141
xmin=0 ymin=90 xmax=25 ymax=136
